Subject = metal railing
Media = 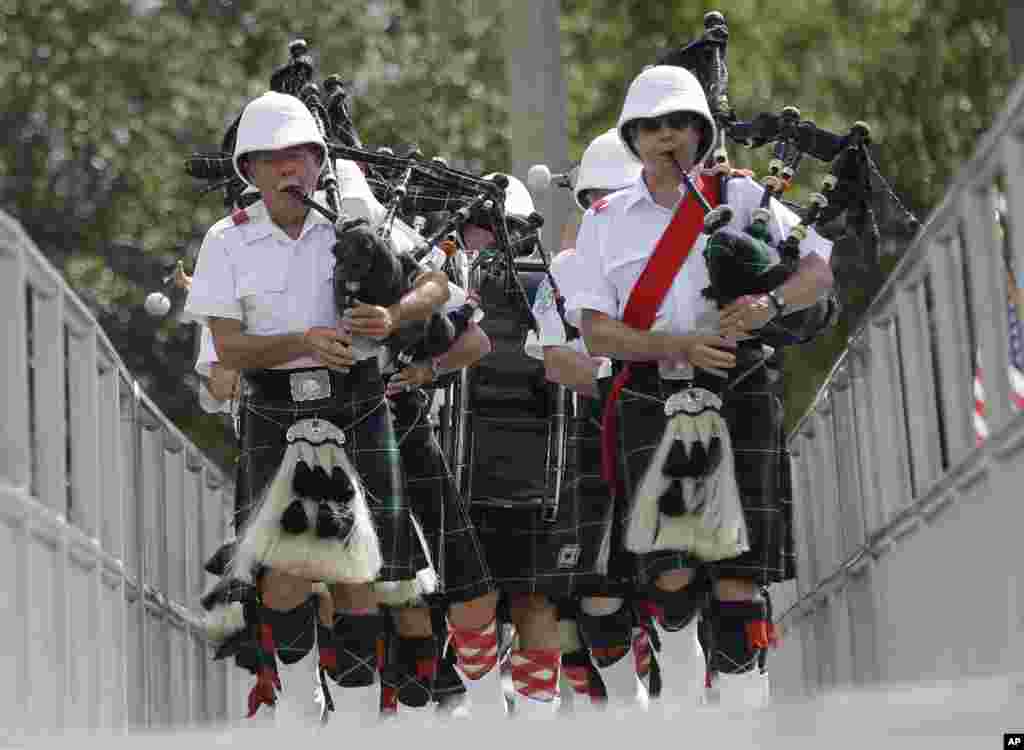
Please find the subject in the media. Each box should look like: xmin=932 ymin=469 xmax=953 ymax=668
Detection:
xmin=0 ymin=210 xmax=240 ymax=734
xmin=772 ymin=73 xmax=1024 ymax=698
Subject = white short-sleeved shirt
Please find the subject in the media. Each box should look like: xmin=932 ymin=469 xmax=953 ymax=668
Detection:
xmin=194 ymin=325 xmax=233 ymax=414
xmin=185 ymin=175 xmax=411 ymax=367
xmin=524 ymin=248 xmax=613 ymax=379
xmin=566 ymin=174 xmax=832 ymax=337
xmin=184 ymin=198 xmax=337 ymax=334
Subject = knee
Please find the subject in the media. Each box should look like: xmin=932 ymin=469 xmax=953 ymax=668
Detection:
xmin=714 ymin=577 xmax=758 ymax=602
xmin=647 ymin=570 xmax=708 ymax=632
xmin=329 ymin=581 xmax=377 ymax=612
xmin=394 ymin=606 xmax=433 ymax=638
xmin=509 ymin=593 xmax=552 ymax=616
xmin=448 ymin=590 xmax=499 ymax=630
xmin=655 ymin=568 xmax=694 ymax=592
xmin=259 ymin=569 xmax=316 ymax=612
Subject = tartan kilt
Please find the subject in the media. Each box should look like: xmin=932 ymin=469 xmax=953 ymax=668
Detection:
xmin=469 ymin=390 xmax=613 ymax=598
xmin=390 ymin=387 xmax=493 ymax=605
xmin=610 ymin=356 xmax=791 ymax=586
xmin=235 ymin=360 xmax=426 ymax=582
xmin=567 ymin=389 xmax=636 ymax=597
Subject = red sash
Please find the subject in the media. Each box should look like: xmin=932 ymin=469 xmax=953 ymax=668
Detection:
xmin=600 ymin=174 xmax=720 ymax=486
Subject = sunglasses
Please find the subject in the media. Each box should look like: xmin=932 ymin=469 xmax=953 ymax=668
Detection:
xmin=578 ymin=188 xmax=613 ymax=211
xmin=632 ymin=111 xmax=704 ymax=134
xmin=246 ymin=144 xmax=321 ymax=164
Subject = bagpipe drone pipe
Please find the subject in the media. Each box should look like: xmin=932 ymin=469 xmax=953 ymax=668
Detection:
xmin=658 ymin=11 xmax=920 ymax=338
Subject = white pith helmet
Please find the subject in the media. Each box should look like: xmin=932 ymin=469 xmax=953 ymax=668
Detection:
xmin=573 ymin=128 xmax=642 ymax=210
xmin=480 ymin=173 xmax=542 ymax=256
xmin=232 ymin=91 xmax=327 ymax=186
xmin=616 ymin=65 xmax=716 ymax=167
xmin=485 ymin=172 xmax=536 ymax=218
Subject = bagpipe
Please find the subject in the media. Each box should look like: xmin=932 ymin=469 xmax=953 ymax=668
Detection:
xmin=660 ymin=11 xmax=918 ymax=335
xmin=620 ymin=12 xmax=921 ymax=560
xmin=183 ymin=39 xmax=553 ymax=369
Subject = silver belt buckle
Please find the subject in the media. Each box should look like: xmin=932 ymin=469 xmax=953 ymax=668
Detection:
xmin=664 ymin=387 xmax=722 ymax=417
xmin=289 ymin=369 xmax=332 ymax=402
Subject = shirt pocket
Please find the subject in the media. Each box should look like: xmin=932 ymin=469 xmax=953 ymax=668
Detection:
xmin=237 ymin=254 xmax=290 ymax=335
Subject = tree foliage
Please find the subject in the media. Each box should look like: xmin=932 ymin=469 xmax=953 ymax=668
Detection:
xmin=0 ymin=0 xmax=1017 ymax=463
xmin=1 ymin=0 xmax=507 ymax=466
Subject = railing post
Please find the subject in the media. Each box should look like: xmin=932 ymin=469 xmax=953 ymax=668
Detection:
xmin=128 ymin=382 xmax=149 ymax=729
xmin=0 ymin=215 xmax=30 ymax=488
xmin=896 ymin=280 xmax=943 ymax=496
xmin=1004 ymin=129 xmax=1024 ymax=295
xmin=927 ymin=229 xmax=976 ymax=464
xmin=866 ymin=318 xmax=913 ymax=528
xmin=831 ymin=366 xmax=865 ymax=561
xmin=29 ymin=269 xmax=66 ymax=513
xmin=65 ymin=313 xmax=100 ymax=538
xmin=963 ymin=185 xmax=1014 ymax=433
xmin=810 ymin=404 xmax=842 ymax=581
xmin=848 ymin=345 xmax=876 ymax=546
xmin=788 ymin=437 xmax=816 ymax=598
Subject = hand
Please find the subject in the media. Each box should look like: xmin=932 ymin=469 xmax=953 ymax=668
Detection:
xmin=719 ymin=295 xmax=775 ymax=338
xmin=343 ymin=301 xmax=397 ymax=340
xmin=462 ymin=224 xmax=495 ymax=254
xmin=173 ymin=260 xmax=191 ymax=291
xmin=385 ymin=361 xmax=434 ymax=397
xmin=208 ymin=363 xmax=240 ymax=401
xmin=679 ymin=334 xmax=738 ymax=370
xmin=305 ymin=326 xmax=356 ymax=372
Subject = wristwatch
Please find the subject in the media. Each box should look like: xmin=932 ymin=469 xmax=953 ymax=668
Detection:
xmin=767 ymin=288 xmax=786 ymax=317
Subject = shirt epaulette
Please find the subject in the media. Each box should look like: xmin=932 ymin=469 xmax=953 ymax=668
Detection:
xmin=231 ymin=208 xmax=250 ymax=225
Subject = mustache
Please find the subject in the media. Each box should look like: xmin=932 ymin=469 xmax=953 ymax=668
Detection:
xmin=277 ymin=180 xmax=307 ymax=196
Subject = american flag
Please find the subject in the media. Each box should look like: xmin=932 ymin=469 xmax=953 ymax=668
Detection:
xmin=974 ymin=300 xmax=1024 ymax=445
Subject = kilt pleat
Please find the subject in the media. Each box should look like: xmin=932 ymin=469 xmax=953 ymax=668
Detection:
xmin=390 ymin=388 xmax=493 ymax=604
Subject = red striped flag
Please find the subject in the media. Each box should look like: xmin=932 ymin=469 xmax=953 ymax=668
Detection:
xmin=974 ymin=300 xmax=1024 ymax=445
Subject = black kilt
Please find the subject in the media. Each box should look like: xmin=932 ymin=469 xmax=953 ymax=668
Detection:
xmin=235 ymin=360 xmax=426 ymax=582
xmin=468 ymin=389 xmax=611 ymax=598
xmin=389 ymin=387 xmax=493 ymax=604
xmin=467 ymin=272 xmax=615 ymax=597
xmin=609 ymin=349 xmax=792 ymax=586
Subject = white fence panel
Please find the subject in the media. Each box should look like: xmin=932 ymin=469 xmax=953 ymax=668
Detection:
xmin=777 ymin=72 xmax=1024 ymax=695
xmin=0 ymin=210 xmax=234 ymax=734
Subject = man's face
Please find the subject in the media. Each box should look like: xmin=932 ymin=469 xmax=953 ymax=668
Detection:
xmin=629 ymin=111 xmax=705 ymax=177
xmin=243 ymin=143 xmax=322 ymax=225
